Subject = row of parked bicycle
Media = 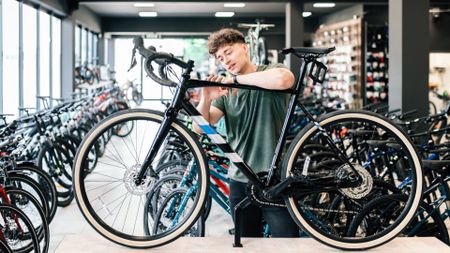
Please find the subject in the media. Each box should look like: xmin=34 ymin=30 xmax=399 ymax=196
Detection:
xmin=0 ymin=85 xmax=131 ymax=252
xmin=2 ymin=86 xmax=450 ymax=252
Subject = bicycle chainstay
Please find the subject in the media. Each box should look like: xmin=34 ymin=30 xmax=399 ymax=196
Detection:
xmin=246 ymin=173 xmax=360 ymax=214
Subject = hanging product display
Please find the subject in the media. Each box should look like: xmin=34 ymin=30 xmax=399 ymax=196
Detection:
xmin=313 ymin=18 xmax=363 ymax=109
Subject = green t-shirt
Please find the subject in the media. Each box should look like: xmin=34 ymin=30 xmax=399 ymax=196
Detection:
xmin=212 ymin=63 xmax=289 ymax=182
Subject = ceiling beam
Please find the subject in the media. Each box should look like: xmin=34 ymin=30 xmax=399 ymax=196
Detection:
xmin=75 ymin=0 xmax=450 ymax=4
xmin=77 ymin=0 xmax=389 ymax=3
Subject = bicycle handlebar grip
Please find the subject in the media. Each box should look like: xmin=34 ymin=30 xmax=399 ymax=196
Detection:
xmin=143 ymin=58 xmax=178 ymax=87
xmin=133 ymin=37 xmax=188 ymax=87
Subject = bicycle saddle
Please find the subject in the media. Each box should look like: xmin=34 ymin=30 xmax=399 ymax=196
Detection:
xmin=281 ymin=47 xmax=335 ymax=58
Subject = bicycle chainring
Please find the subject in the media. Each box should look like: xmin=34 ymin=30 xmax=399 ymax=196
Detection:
xmin=246 ymin=172 xmax=286 ymax=208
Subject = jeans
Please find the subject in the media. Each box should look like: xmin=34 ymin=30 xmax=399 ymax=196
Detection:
xmin=229 ymin=179 xmax=300 ymax=237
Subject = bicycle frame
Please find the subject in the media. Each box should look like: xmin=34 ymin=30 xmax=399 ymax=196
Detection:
xmin=137 ymin=57 xmax=355 ymax=196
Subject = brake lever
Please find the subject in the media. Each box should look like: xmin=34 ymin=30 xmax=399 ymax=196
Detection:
xmin=127 ymin=49 xmax=137 ymax=72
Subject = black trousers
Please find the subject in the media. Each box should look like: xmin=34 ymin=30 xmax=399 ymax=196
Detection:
xmin=229 ymin=179 xmax=300 ymax=237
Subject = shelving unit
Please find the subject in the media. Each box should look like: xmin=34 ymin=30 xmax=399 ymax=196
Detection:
xmin=365 ymin=25 xmax=389 ymax=105
xmin=313 ymin=18 xmax=363 ymax=109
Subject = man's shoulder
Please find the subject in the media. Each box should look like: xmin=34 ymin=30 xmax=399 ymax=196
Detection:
xmin=257 ymin=63 xmax=288 ymax=71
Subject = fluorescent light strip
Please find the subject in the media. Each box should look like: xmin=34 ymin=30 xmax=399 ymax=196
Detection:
xmin=313 ymin=3 xmax=336 ymax=8
xmin=215 ymin=12 xmax=235 ymax=17
xmin=139 ymin=11 xmax=158 ymax=17
xmin=224 ymin=3 xmax=246 ymax=8
xmin=134 ymin=3 xmax=155 ymax=7
xmin=302 ymin=11 xmax=312 ymax=17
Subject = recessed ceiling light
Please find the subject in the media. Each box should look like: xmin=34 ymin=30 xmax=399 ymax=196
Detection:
xmin=215 ymin=12 xmax=235 ymax=17
xmin=313 ymin=3 xmax=336 ymax=8
xmin=302 ymin=11 xmax=312 ymax=17
xmin=139 ymin=11 xmax=158 ymax=17
xmin=224 ymin=3 xmax=246 ymax=8
xmin=134 ymin=3 xmax=155 ymax=8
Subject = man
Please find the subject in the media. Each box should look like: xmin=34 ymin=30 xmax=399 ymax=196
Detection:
xmin=194 ymin=28 xmax=299 ymax=237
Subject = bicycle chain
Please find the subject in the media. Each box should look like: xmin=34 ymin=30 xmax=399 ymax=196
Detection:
xmin=249 ymin=184 xmax=286 ymax=208
xmin=303 ymin=206 xmax=359 ymax=215
xmin=249 ymin=184 xmax=359 ymax=214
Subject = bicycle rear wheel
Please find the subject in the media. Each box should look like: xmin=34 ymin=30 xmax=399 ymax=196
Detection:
xmin=73 ymin=109 xmax=209 ymax=248
xmin=282 ymin=110 xmax=423 ymax=250
xmin=0 ymin=203 xmax=40 ymax=253
xmin=347 ymin=194 xmax=449 ymax=245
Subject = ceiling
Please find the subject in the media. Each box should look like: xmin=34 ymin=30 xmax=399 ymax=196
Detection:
xmin=79 ymin=1 xmax=358 ymax=18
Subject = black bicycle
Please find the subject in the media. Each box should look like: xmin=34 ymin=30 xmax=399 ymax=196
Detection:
xmin=73 ymin=37 xmax=423 ymax=250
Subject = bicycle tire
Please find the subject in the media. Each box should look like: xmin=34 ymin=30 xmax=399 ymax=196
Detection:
xmin=347 ymin=194 xmax=449 ymax=245
xmin=0 ymin=203 xmax=41 ymax=253
xmin=5 ymin=187 xmax=50 ymax=253
xmin=0 ymin=240 xmax=13 ymax=253
xmin=73 ymin=109 xmax=209 ymax=248
xmin=6 ymin=175 xmax=49 ymax=222
xmin=152 ymin=188 xmax=205 ymax=237
xmin=12 ymin=163 xmax=58 ymax=224
xmin=282 ymin=110 xmax=423 ymax=250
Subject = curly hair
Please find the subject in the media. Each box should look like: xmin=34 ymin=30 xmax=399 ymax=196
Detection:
xmin=207 ymin=28 xmax=246 ymax=55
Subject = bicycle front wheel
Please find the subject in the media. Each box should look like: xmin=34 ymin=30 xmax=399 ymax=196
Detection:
xmin=282 ymin=110 xmax=423 ymax=250
xmin=73 ymin=109 xmax=209 ymax=248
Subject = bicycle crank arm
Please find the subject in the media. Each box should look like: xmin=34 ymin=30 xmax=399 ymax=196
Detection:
xmin=264 ymin=175 xmax=311 ymax=200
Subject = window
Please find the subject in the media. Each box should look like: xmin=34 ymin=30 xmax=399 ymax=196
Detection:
xmin=23 ymin=4 xmax=37 ymax=109
xmin=87 ymin=31 xmax=92 ymax=64
xmin=2 ymin=0 xmax=19 ymax=116
xmin=81 ymin=28 xmax=87 ymax=65
xmin=113 ymin=38 xmax=208 ymax=109
xmin=75 ymin=26 xmax=81 ymax=66
xmin=93 ymin=34 xmax=98 ymax=65
xmin=52 ymin=17 xmax=61 ymax=99
xmin=1 ymin=1 xmax=63 ymax=117
xmin=39 ymin=10 xmax=51 ymax=106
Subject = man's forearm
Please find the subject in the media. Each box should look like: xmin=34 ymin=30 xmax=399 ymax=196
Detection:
xmin=193 ymin=97 xmax=212 ymax=133
xmin=236 ymin=68 xmax=295 ymax=90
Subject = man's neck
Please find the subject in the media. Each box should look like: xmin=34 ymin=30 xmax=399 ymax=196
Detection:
xmin=238 ymin=63 xmax=257 ymax=75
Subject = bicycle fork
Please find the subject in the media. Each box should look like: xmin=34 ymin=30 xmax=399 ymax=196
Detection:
xmin=136 ymin=109 xmax=177 ymax=184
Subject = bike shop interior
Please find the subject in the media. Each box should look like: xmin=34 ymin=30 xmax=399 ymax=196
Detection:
xmin=0 ymin=1 xmax=450 ymax=253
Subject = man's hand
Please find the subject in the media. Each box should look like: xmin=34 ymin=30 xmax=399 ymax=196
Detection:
xmin=202 ymin=75 xmax=232 ymax=100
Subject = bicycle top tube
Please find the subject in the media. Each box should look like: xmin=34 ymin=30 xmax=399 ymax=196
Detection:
xmin=187 ymin=79 xmax=295 ymax=94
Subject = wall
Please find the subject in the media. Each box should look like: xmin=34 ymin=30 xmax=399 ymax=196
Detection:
xmin=41 ymin=0 xmax=65 ymax=14
xmin=429 ymin=13 xmax=450 ymax=52
xmin=73 ymin=5 xmax=101 ymax=32
xmin=364 ymin=5 xmax=389 ymax=25
xmin=103 ymin=16 xmax=287 ymax=62
xmin=24 ymin=0 xmax=66 ymax=16
xmin=319 ymin=4 xmax=364 ymax=26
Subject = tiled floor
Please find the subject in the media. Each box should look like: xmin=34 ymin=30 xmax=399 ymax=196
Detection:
xmin=49 ymin=200 xmax=450 ymax=253
xmin=49 ymin=198 xmax=233 ymax=252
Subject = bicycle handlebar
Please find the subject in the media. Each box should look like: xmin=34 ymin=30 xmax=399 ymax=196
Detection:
xmin=130 ymin=37 xmax=189 ymax=87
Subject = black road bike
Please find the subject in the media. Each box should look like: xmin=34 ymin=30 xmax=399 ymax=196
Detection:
xmin=73 ymin=37 xmax=423 ymax=250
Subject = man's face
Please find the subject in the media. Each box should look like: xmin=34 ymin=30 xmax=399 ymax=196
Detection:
xmin=214 ymin=43 xmax=249 ymax=75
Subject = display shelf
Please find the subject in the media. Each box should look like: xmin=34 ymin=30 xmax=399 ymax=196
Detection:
xmin=365 ymin=25 xmax=389 ymax=105
xmin=313 ymin=18 xmax=363 ymax=109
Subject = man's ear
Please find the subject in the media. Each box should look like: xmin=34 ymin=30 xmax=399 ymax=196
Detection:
xmin=241 ymin=43 xmax=248 ymax=53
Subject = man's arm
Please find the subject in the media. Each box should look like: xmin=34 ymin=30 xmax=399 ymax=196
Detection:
xmin=193 ymin=97 xmax=224 ymax=134
xmin=192 ymin=75 xmax=227 ymax=134
xmin=235 ymin=68 xmax=295 ymax=90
